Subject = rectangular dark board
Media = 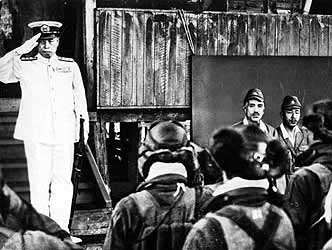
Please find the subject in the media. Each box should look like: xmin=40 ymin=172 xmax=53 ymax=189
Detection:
xmin=192 ymin=56 xmax=332 ymax=147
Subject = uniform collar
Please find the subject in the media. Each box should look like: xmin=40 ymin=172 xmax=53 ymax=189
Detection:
xmin=243 ymin=117 xmax=269 ymax=134
xmin=279 ymin=123 xmax=300 ymax=145
xmin=37 ymin=53 xmax=58 ymax=64
xmin=213 ymin=177 xmax=269 ymax=197
xmin=145 ymin=162 xmax=188 ymax=181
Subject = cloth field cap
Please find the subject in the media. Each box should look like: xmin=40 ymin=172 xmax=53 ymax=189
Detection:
xmin=281 ymin=95 xmax=302 ymax=110
xmin=243 ymin=88 xmax=264 ymax=106
xmin=28 ymin=21 xmax=62 ymax=40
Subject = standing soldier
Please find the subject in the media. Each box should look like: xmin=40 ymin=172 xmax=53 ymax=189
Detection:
xmin=103 ymin=120 xmax=213 ymax=250
xmin=233 ymin=88 xmax=286 ymax=192
xmin=0 ymin=21 xmax=89 ymax=240
xmin=283 ymin=99 xmax=332 ymax=250
xmin=233 ymin=88 xmax=277 ymax=139
xmin=276 ymin=95 xmax=313 ymax=184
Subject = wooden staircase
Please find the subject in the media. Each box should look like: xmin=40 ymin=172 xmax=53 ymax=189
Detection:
xmin=0 ymin=107 xmax=111 ymax=249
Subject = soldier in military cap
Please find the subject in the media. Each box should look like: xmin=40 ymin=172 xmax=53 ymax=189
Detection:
xmin=233 ymin=88 xmax=277 ymax=139
xmin=103 ymin=120 xmax=213 ymax=250
xmin=0 ymin=21 xmax=89 ymax=241
xmin=276 ymin=95 xmax=313 ymax=184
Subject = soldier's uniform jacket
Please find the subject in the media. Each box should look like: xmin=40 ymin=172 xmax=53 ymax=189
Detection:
xmin=0 ymin=50 xmax=89 ymax=144
xmin=283 ymin=142 xmax=332 ymax=250
xmin=233 ymin=118 xmax=278 ymax=139
xmin=103 ymin=174 xmax=213 ymax=250
xmin=276 ymin=124 xmax=313 ymax=175
xmin=182 ymin=178 xmax=296 ymax=250
xmin=0 ymin=184 xmax=82 ymax=250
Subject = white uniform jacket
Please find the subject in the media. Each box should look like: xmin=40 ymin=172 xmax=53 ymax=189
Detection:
xmin=0 ymin=51 xmax=89 ymax=144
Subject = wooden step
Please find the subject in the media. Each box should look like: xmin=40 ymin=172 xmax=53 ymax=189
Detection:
xmin=1 ymin=162 xmax=27 ymax=169
xmin=71 ymin=208 xmax=112 ymax=236
xmin=0 ymin=142 xmax=25 ymax=161
xmin=0 ymin=98 xmax=20 ymax=113
xmin=0 ymin=114 xmax=17 ymax=123
xmin=0 ymin=139 xmax=22 ymax=145
xmin=0 ymin=123 xmax=15 ymax=138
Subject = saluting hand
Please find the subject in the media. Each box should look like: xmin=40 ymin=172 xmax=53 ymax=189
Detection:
xmin=15 ymin=33 xmax=41 ymax=55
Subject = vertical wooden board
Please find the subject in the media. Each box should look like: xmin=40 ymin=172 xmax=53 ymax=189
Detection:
xmin=277 ymin=15 xmax=290 ymax=56
xmin=94 ymin=120 xmax=109 ymax=187
xmin=175 ymin=14 xmax=188 ymax=106
xmin=184 ymin=12 xmax=192 ymax=105
xmin=299 ymin=15 xmax=310 ymax=56
xmin=143 ymin=12 xmax=155 ymax=106
xmin=166 ymin=13 xmax=177 ymax=106
xmin=99 ymin=11 xmax=112 ymax=107
xmin=96 ymin=10 xmax=100 ymax=107
xmin=217 ymin=13 xmax=228 ymax=56
xmin=319 ymin=16 xmax=329 ymax=56
xmin=110 ymin=10 xmax=122 ymax=106
xmin=207 ymin=13 xmax=219 ymax=55
xmin=122 ymin=11 xmax=134 ymax=106
xmin=196 ymin=13 xmax=208 ymax=55
xmin=227 ymin=14 xmax=239 ymax=55
xmin=133 ymin=11 xmax=145 ymax=106
xmin=163 ymin=13 xmax=171 ymax=106
xmin=288 ymin=15 xmax=300 ymax=56
xmin=256 ymin=14 xmax=267 ymax=56
xmin=310 ymin=16 xmax=320 ymax=56
xmin=187 ymin=13 xmax=198 ymax=55
xmin=266 ymin=15 xmax=276 ymax=56
xmin=153 ymin=11 xmax=167 ymax=106
xmin=329 ymin=16 xmax=332 ymax=57
xmin=84 ymin=0 xmax=96 ymax=110
xmin=248 ymin=14 xmax=257 ymax=55
xmin=181 ymin=14 xmax=192 ymax=106
xmin=238 ymin=14 xmax=248 ymax=56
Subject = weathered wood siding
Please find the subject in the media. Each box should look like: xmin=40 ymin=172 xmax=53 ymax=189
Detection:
xmin=97 ymin=9 xmax=332 ymax=108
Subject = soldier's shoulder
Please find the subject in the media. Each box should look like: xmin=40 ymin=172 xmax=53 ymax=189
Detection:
xmin=58 ymin=56 xmax=74 ymax=62
xmin=20 ymin=56 xmax=37 ymax=61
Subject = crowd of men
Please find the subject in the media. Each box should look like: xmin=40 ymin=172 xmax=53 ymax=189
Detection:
xmin=103 ymin=89 xmax=332 ymax=250
xmin=1 ymin=19 xmax=332 ymax=250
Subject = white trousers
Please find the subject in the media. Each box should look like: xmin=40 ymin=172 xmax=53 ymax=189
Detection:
xmin=24 ymin=141 xmax=74 ymax=232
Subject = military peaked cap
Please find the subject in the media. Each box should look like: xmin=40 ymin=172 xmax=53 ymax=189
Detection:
xmin=281 ymin=95 xmax=302 ymax=110
xmin=28 ymin=21 xmax=62 ymax=40
xmin=243 ymin=88 xmax=265 ymax=105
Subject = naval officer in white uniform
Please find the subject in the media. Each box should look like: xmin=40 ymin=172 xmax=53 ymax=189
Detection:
xmin=0 ymin=21 xmax=89 ymax=237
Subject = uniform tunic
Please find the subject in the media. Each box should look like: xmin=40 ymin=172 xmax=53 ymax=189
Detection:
xmin=0 ymin=51 xmax=89 ymax=143
xmin=0 ymin=50 xmax=89 ymax=232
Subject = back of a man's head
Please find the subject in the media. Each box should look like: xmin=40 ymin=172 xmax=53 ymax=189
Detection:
xmin=210 ymin=125 xmax=286 ymax=180
xmin=303 ymin=99 xmax=332 ymax=142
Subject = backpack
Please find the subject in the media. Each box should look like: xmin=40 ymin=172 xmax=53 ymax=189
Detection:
xmin=131 ymin=186 xmax=199 ymax=250
xmin=302 ymin=163 xmax=332 ymax=250
xmin=206 ymin=204 xmax=293 ymax=250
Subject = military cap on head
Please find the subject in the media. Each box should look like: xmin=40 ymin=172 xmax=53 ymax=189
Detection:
xmin=281 ymin=95 xmax=302 ymax=110
xmin=243 ymin=88 xmax=264 ymax=105
xmin=28 ymin=21 xmax=62 ymax=40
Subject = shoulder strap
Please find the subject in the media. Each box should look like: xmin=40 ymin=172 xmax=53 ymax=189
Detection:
xmin=131 ymin=190 xmax=156 ymax=217
xmin=133 ymin=185 xmax=195 ymax=243
xmin=58 ymin=56 xmax=74 ymax=62
xmin=0 ymin=226 xmax=15 ymax=249
xmin=304 ymin=163 xmax=332 ymax=193
xmin=215 ymin=205 xmax=282 ymax=250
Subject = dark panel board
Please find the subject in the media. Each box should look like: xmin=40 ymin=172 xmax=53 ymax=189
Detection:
xmin=192 ymin=56 xmax=332 ymax=146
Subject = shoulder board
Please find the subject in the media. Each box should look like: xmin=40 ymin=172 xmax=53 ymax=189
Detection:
xmin=20 ymin=56 xmax=37 ymax=61
xmin=58 ymin=56 xmax=74 ymax=62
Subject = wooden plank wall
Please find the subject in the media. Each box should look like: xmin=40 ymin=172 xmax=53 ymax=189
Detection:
xmin=96 ymin=9 xmax=332 ymax=108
